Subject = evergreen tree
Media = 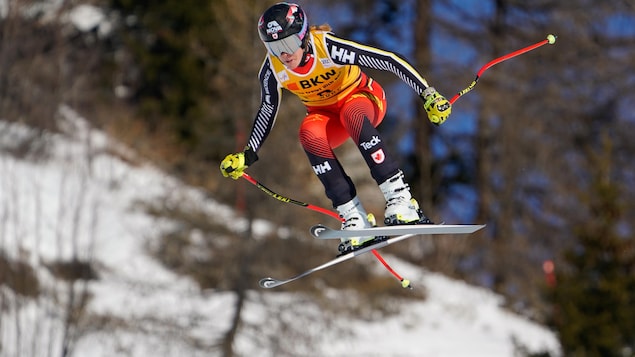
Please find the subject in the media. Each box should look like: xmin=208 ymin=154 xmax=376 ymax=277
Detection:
xmin=109 ymin=0 xmax=225 ymax=149
xmin=548 ymin=134 xmax=635 ymax=356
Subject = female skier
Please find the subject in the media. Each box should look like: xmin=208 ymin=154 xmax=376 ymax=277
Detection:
xmin=221 ymin=2 xmax=451 ymax=252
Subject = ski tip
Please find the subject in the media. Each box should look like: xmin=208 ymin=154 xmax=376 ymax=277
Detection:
xmin=464 ymin=224 xmax=486 ymax=234
xmin=259 ymin=277 xmax=280 ymax=289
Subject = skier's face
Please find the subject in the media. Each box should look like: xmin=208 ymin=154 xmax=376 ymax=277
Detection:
xmin=278 ymin=47 xmax=304 ymax=69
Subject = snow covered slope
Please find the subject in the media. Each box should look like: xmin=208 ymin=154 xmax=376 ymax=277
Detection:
xmin=0 ymin=107 xmax=560 ymax=356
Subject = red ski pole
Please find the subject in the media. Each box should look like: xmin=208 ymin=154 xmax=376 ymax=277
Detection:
xmin=241 ymin=173 xmax=413 ymax=289
xmin=449 ymin=34 xmax=557 ymax=104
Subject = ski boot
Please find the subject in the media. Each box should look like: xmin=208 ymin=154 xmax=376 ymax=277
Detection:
xmin=335 ymin=197 xmax=375 ymax=254
xmin=380 ymin=170 xmax=433 ymax=226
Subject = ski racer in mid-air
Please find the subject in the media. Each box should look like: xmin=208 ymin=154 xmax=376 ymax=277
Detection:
xmin=221 ymin=2 xmax=452 ymax=252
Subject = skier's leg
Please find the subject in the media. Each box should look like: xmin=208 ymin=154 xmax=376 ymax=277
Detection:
xmin=339 ymin=94 xmax=400 ymax=184
xmin=340 ymin=79 xmax=430 ymax=225
xmin=299 ymin=112 xmax=356 ymax=207
xmin=299 ymin=112 xmax=372 ymax=251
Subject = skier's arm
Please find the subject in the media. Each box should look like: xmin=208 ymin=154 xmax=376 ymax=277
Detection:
xmin=247 ymin=57 xmax=282 ymax=154
xmin=323 ymin=33 xmax=451 ymax=125
xmin=324 ymin=33 xmax=430 ymax=95
xmin=220 ymin=57 xmax=282 ymax=179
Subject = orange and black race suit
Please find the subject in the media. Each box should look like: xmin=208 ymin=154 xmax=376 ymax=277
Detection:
xmin=247 ymin=30 xmax=430 ymax=153
xmin=246 ymin=30 xmax=431 ymax=205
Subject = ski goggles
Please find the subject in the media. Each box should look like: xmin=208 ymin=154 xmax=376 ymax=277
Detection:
xmin=263 ymin=35 xmax=303 ymax=57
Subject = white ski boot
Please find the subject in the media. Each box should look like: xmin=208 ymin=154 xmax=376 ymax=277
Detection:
xmin=336 ymin=197 xmax=374 ymax=253
xmin=380 ymin=170 xmax=431 ymax=226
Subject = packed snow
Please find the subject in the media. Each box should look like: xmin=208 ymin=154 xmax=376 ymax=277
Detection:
xmin=0 ymin=107 xmax=560 ymax=356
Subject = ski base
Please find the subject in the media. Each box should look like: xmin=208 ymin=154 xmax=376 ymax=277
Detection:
xmin=310 ymin=223 xmax=486 ymax=240
xmin=259 ymin=233 xmax=418 ymax=288
xmin=260 ymin=224 xmax=485 ymax=288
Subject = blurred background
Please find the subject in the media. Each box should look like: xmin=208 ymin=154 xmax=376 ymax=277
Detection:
xmin=1 ymin=0 xmax=634 ymax=356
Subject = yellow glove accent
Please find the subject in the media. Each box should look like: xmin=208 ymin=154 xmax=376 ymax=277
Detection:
xmin=422 ymin=87 xmax=452 ymax=125
xmin=220 ymin=152 xmax=247 ymax=180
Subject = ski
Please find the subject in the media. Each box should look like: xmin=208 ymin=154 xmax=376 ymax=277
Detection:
xmin=259 ymin=233 xmax=417 ymax=288
xmin=310 ymin=223 xmax=486 ymax=240
xmin=259 ymin=223 xmax=485 ymax=288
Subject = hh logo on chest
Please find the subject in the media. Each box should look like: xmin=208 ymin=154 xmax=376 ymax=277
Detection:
xmin=330 ymin=46 xmax=356 ymax=64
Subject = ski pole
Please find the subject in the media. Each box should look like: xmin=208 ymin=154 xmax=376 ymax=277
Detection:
xmin=449 ymin=34 xmax=557 ymax=104
xmin=241 ymin=172 xmax=340 ymax=220
xmin=241 ymin=173 xmax=413 ymax=289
